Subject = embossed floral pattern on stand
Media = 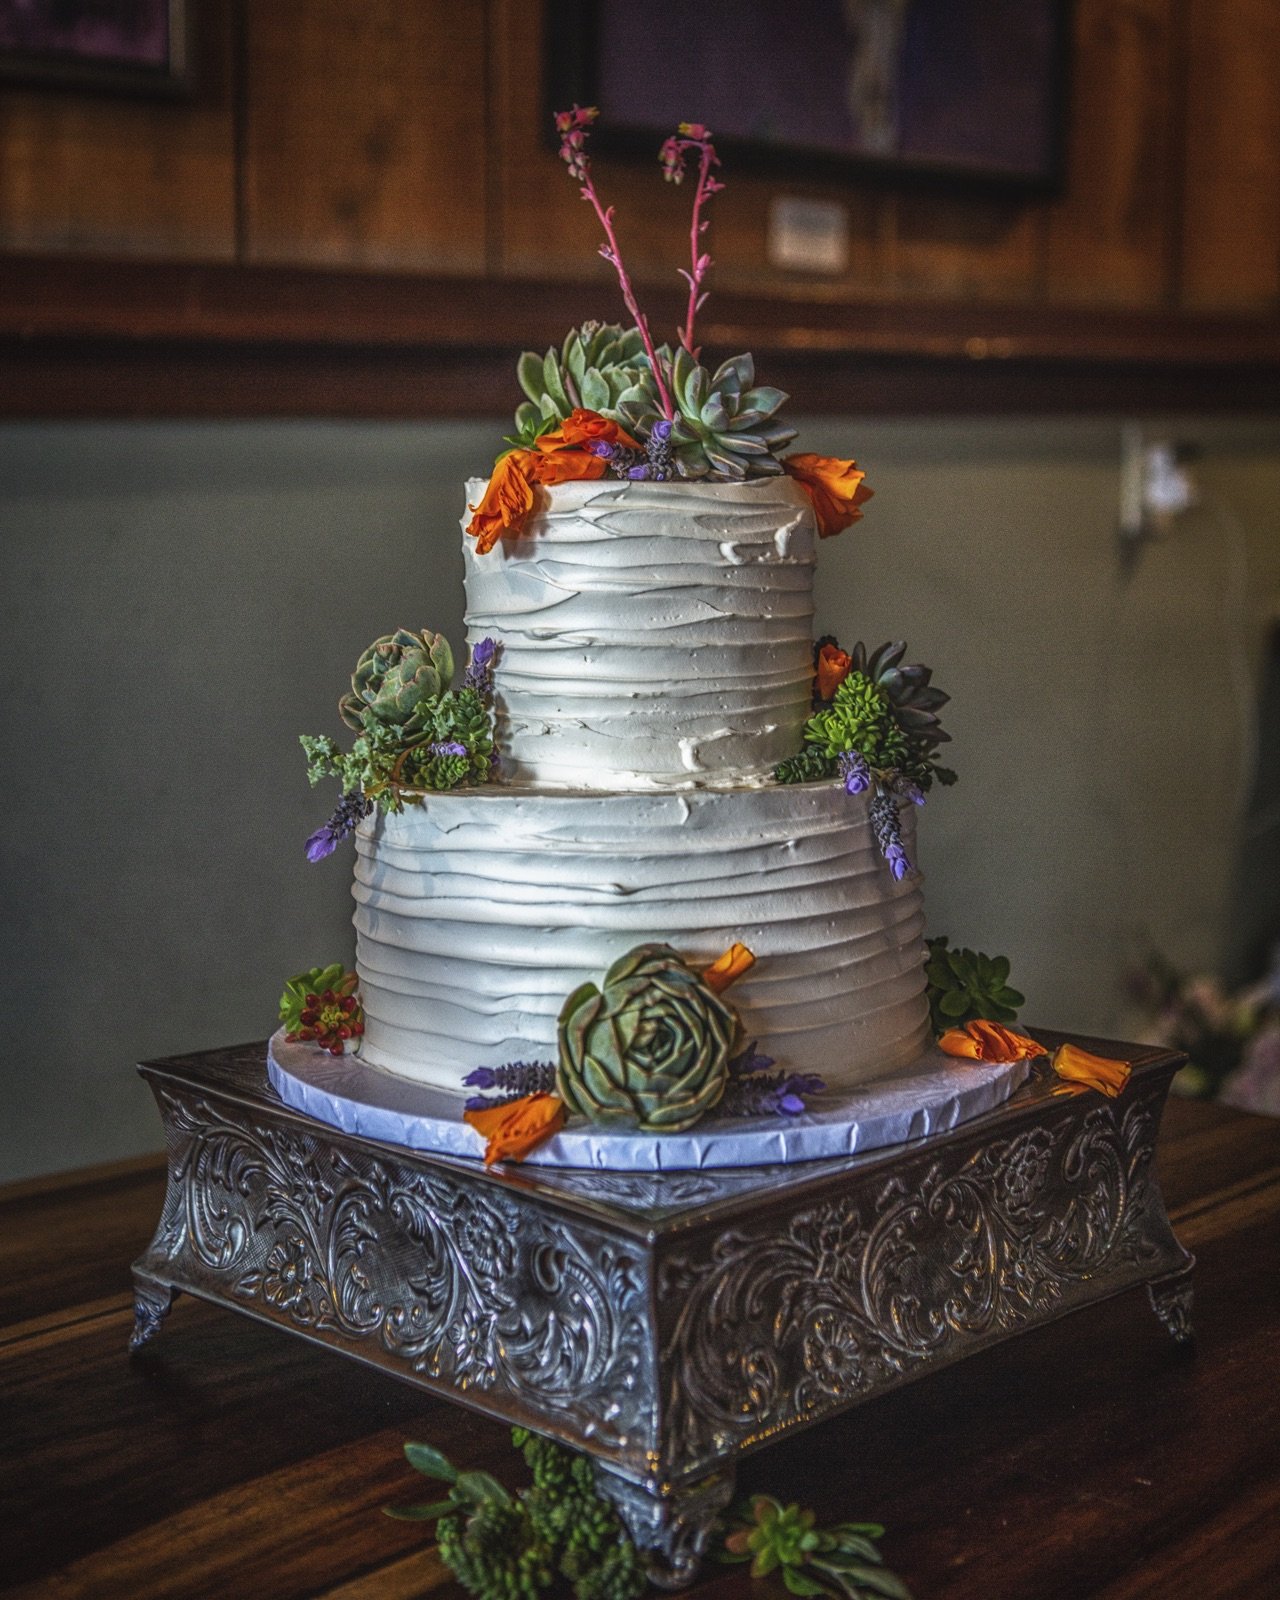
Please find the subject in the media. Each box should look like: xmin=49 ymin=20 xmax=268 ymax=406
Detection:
xmin=656 ymin=1089 xmax=1187 ymax=1473
xmin=144 ymin=1091 xmax=652 ymax=1458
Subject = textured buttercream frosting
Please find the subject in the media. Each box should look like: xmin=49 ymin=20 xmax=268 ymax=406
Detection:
xmin=461 ymin=476 xmax=817 ymax=789
xmin=354 ymin=783 xmax=931 ymax=1092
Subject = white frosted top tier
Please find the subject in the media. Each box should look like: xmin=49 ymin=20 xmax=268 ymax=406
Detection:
xmin=461 ymin=476 xmax=817 ymax=789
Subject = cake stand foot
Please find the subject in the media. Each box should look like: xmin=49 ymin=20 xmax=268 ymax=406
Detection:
xmin=1147 ymin=1265 xmax=1195 ymax=1348
xmin=593 ymin=1463 xmax=736 ymax=1590
xmin=129 ymin=1276 xmax=178 ymax=1352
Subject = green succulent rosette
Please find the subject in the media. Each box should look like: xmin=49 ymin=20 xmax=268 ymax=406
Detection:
xmin=556 ymin=944 xmax=738 ymax=1133
xmin=925 ymin=936 xmax=1025 ymax=1034
xmin=339 ymin=628 xmax=455 ymax=735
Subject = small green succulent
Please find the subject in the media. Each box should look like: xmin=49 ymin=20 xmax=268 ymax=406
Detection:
xmin=925 ymin=936 xmax=1026 ymax=1033
xmin=339 ymin=628 xmax=454 ymax=736
xmin=386 ymin=1430 xmax=643 ymax=1600
xmin=804 ymin=673 xmax=907 ymax=769
xmin=719 ymin=1495 xmax=912 ymax=1600
xmin=510 ymin=322 xmax=648 ymax=445
xmin=616 ymin=346 xmax=796 ymax=479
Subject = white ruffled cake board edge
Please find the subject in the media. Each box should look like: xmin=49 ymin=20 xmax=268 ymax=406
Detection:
xmin=267 ymin=1031 xmax=1031 ymax=1172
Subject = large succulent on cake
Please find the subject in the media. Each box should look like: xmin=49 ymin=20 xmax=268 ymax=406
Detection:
xmin=510 ymin=322 xmax=648 ymax=446
xmin=615 ymin=347 xmax=796 ymax=479
xmin=339 ymin=629 xmax=455 ymax=735
xmin=557 ymin=944 xmax=738 ymax=1132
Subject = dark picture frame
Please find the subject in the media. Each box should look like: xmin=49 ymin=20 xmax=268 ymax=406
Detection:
xmin=547 ymin=0 xmax=1070 ymax=196
xmin=0 ymin=0 xmax=190 ymax=97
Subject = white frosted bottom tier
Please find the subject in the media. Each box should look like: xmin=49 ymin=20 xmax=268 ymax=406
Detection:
xmin=353 ymin=782 xmax=932 ymax=1094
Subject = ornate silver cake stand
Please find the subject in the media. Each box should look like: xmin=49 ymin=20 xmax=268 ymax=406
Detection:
xmin=131 ymin=1035 xmax=1193 ymax=1588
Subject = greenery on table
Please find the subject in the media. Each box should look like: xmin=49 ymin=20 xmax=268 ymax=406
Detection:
xmin=386 ymin=1430 xmax=910 ymax=1600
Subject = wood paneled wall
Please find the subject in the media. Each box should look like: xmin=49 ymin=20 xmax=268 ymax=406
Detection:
xmin=1 ymin=0 xmax=1278 ymax=416
xmin=3 ymin=0 xmax=1276 ymax=314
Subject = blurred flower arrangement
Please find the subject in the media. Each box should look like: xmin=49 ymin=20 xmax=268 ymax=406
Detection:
xmin=1127 ymin=948 xmax=1280 ymax=1114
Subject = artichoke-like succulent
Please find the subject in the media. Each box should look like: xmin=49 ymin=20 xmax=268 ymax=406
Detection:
xmin=925 ymin=936 xmax=1025 ymax=1033
xmin=617 ymin=346 xmax=796 ymax=480
xmin=557 ymin=944 xmax=738 ymax=1132
xmin=850 ymin=641 xmax=951 ymax=748
xmin=339 ymin=629 xmax=454 ymax=734
xmin=512 ymin=321 xmax=647 ymax=442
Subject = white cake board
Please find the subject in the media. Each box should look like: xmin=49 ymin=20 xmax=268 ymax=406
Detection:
xmin=267 ymin=1030 xmax=1031 ymax=1172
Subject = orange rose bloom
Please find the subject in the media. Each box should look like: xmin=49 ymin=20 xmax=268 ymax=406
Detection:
xmin=466 ymin=449 xmax=538 ymax=554
xmin=538 ymin=408 xmax=640 ymax=452
xmin=815 ymin=643 xmax=853 ymax=701
xmin=1051 ymin=1042 xmax=1132 ymax=1099
xmin=528 ymin=448 xmax=608 ymax=486
xmin=702 ymin=941 xmax=756 ymax=993
xmin=464 ymin=1092 xmax=566 ymax=1166
xmin=782 ymin=453 xmax=873 ymax=538
xmin=939 ymin=1020 xmax=1047 ymax=1064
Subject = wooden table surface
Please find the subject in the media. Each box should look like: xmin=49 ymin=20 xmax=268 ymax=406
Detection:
xmin=2 ymin=1096 xmax=1278 ymax=1600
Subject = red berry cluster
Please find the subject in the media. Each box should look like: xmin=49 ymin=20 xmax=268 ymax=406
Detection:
xmin=286 ymin=988 xmax=365 ymax=1056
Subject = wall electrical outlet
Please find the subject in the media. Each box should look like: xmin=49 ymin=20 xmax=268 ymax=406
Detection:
xmin=1119 ymin=425 xmax=1199 ymax=566
xmin=767 ymin=197 xmax=850 ymax=275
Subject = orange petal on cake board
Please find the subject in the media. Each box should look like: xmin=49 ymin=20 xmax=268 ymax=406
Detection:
xmin=464 ymin=1093 xmax=566 ymax=1166
xmin=938 ymin=1020 xmax=1046 ymax=1063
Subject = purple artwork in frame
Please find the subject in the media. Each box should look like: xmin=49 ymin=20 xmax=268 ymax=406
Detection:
xmin=0 ymin=0 xmax=189 ymax=95
xmin=548 ymin=0 xmax=1069 ymax=194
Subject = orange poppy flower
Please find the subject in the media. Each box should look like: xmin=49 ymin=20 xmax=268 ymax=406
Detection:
xmin=466 ymin=449 xmax=538 ymax=554
xmin=528 ymin=448 xmax=608 ymax=486
xmin=1051 ymin=1042 xmax=1132 ymax=1099
xmin=702 ymin=941 xmax=756 ymax=993
xmin=537 ymin=408 xmax=640 ymax=452
xmin=939 ymin=1020 xmax=1047 ymax=1064
xmin=463 ymin=1092 xmax=566 ymax=1166
xmin=782 ymin=454 xmax=874 ymax=538
xmin=815 ymin=642 xmax=853 ymax=701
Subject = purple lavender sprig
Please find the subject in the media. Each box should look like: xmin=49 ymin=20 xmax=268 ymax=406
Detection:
xmin=304 ymin=788 xmax=372 ymax=863
xmin=722 ymin=1070 xmax=827 ymax=1118
xmin=462 ymin=637 xmax=500 ymax=698
xmin=727 ymin=1040 xmax=776 ymax=1077
xmin=870 ymin=788 xmax=913 ymax=880
xmin=837 ymin=750 xmax=871 ymax=796
xmin=462 ymin=1059 xmax=556 ymax=1111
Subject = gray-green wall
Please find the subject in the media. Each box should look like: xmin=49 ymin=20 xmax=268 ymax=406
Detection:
xmin=4 ymin=417 xmax=1279 ymax=1182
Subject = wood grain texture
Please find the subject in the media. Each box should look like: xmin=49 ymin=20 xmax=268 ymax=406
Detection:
xmin=1047 ymin=0 xmax=1179 ymax=307
xmin=0 ymin=1096 xmax=1277 ymax=1599
xmin=0 ymin=0 xmax=236 ymax=260
xmin=241 ymin=0 xmax=488 ymax=271
xmin=1180 ymin=0 xmax=1280 ymax=312
xmin=4 ymin=255 xmax=1280 ymax=419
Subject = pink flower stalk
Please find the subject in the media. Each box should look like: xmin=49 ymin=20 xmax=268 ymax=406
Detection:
xmin=554 ymin=106 xmax=676 ymax=420
xmin=661 ymin=122 xmax=723 ymax=357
